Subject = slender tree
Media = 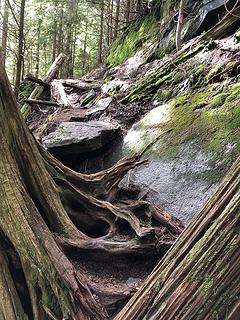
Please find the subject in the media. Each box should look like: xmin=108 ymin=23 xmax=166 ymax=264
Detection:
xmin=35 ymin=17 xmax=42 ymax=77
xmin=98 ymin=0 xmax=104 ymax=65
xmin=1 ymin=0 xmax=9 ymax=67
xmin=176 ymin=0 xmax=184 ymax=51
xmin=51 ymin=0 xmax=58 ymax=63
xmin=14 ymin=0 xmax=26 ymax=95
xmin=114 ymin=0 xmax=120 ymax=38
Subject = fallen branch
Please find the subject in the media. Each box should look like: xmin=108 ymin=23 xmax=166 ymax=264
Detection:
xmin=60 ymin=79 xmax=102 ymax=90
xmin=25 ymin=74 xmax=50 ymax=87
xmin=23 ymin=98 xmax=59 ymax=107
xmin=21 ymin=53 xmax=66 ymax=118
xmin=51 ymin=79 xmax=71 ymax=108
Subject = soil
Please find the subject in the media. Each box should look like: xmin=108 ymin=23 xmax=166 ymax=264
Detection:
xmin=72 ymin=254 xmax=160 ymax=317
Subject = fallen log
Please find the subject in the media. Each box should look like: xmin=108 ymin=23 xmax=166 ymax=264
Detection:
xmin=21 ymin=53 xmax=66 ymax=118
xmin=59 ymin=78 xmax=102 ymax=90
xmin=23 ymin=98 xmax=59 ymax=107
xmin=51 ymin=79 xmax=71 ymax=107
xmin=25 ymin=74 xmax=50 ymax=87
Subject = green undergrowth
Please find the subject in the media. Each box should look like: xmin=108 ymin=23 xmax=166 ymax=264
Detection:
xmin=107 ymin=16 xmax=159 ymax=66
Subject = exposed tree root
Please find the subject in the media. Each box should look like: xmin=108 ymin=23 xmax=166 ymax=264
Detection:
xmin=0 ymin=59 xmax=184 ymax=318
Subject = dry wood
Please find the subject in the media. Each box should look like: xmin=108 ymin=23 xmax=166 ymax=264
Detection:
xmin=23 ymin=98 xmax=58 ymax=107
xmin=21 ymin=53 xmax=66 ymax=118
xmin=25 ymin=74 xmax=50 ymax=87
xmin=58 ymin=78 xmax=102 ymax=90
xmin=51 ymin=79 xmax=71 ymax=107
xmin=176 ymin=0 xmax=184 ymax=51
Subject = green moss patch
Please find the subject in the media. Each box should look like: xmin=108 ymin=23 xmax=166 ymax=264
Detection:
xmin=107 ymin=16 xmax=159 ymax=67
xmin=125 ymin=82 xmax=239 ymax=183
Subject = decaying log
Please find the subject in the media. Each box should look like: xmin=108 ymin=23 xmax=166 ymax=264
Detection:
xmin=60 ymin=78 xmax=102 ymax=90
xmin=115 ymin=156 xmax=240 ymax=320
xmin=215 ymin=41 xmax=240 ymax=52
xmin=50 ymin=78 xmax=102 ymax=108
xmin=25 ymin=74 xmax=50 ymax=87
xmin=202 ymin=5 xmax=240 ymax=41
xmin=21 ymin=53 xmax=66 ymax=118
xmin=23 ymin=98 xmax=59 ymax=107
xmin=51 ymin=79 xmax=71 ymax=107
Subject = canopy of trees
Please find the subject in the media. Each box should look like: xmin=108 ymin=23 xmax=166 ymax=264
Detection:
xmin=0 ymin=0 xmax=150 ymax=87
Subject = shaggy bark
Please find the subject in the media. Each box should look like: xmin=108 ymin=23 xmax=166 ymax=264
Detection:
xmin=0 ymin=59 xmax=182 ymax=319
xmin=115 ymin=157 xmax=240 ymax=320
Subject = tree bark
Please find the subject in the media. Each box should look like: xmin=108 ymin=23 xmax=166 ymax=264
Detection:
xmin=51 ymin=0 xmax=58 ymax=63
xmin=0 ymin=59 xmax=108 ymax=320
xmin=98 ymin=0 xmax=105 ymax=65
xmin=115 ymin=156 xmax=240 ymax=320
xmin=35 ymin=17 xmax=42 ymax=78
xmin=82 ymin=19 xmax=88 ymax=73
xmin=113 ymin=0 xmax=120 ymax=38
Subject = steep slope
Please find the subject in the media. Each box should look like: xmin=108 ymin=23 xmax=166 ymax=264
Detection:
xmin=25 ymin=4 xmax=240 ymax=227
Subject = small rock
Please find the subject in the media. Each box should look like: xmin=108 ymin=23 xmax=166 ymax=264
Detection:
xmin=79 ymin=89 xmax=96 ymax=107
xmin=126 ymin=277 xmax=141 ymax=287
xmin=86 ymin=97 xmax=112 ymax=116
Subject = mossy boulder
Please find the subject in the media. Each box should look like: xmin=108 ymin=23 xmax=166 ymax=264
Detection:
xmin=123 ymin=85 xmax=239 ymax=224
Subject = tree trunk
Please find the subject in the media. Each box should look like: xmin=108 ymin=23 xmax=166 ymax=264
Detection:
xmin=125 ymin=0 xmax=131 ymax=25
xmin=0 ymin=59 xmax=108 ymax=320
xmin=51 ymin=0 xmax=58 ymax=63
xmin=113 ymin=0 xmax=120 ymax=38
xmin=98 ymin=0 xmax=105 ymax=65
xmin=1 ymin=0 xmax=9 ymax=68
xmin=35 ymin=18 xmax=42 ymax=78
xmin=176 ymin=0 xmax=184 ymax=51
xmin=82 ymin=19 xmax=88 ymax=73
xmin=0 ymin=58 xmax=182 ymax=318
xmin=115 ymin=157 xmax=240 ymax=320
xmin=14 ymin=0 xmax=26 ymax=97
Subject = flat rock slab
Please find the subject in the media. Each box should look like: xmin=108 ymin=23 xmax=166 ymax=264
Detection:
xmin=86 ymin=97 xmax=112 ymax=116
xmin=42 ymin=121 xmax=120 ymax=154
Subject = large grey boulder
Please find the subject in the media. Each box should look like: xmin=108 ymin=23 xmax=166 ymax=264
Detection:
xmin=42 ymin=121 xmax=120 ymax=154
xmin=123 ymin=98 xmax=238 ymax=225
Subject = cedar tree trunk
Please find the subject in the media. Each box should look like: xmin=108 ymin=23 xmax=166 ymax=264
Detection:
xmin=115 ymin=157 xmax=240 ymax=320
